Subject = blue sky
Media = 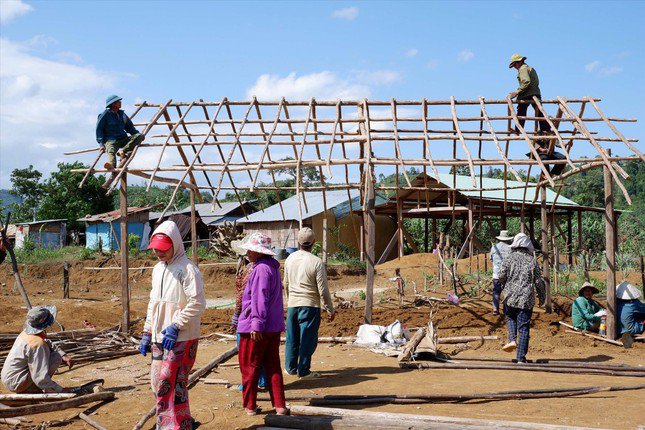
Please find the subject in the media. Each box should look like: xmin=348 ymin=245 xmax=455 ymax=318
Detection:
xmin=1 ymin=0 xmax=643 ymax=188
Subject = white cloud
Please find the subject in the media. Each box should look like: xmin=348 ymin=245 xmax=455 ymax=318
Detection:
xmin=599 ymin=66 xmax=623 ymax=76
xmin=350 ymin=70 xmax=401 ymax=85
xmin=405 ymin=48 xmax=418 ymax=58
xmin=584 ymin=60 xmax=623 ymax=76
xmin=457 ymin=49 xmax=475 ymax=63
xmin=585 ymin=60 xmax=600 ymax=73
xmin=247 ymin=71 xmax=371 ymax=100
xmin=0 ymin=0 xmax=33 ymax=25
xmin=426 ymin=60 xmax=439 ymax=70
xmin=0 ymin=37 xmax=119 ymax=186
xmin=332 ymin=6 xmax=359 ymax=20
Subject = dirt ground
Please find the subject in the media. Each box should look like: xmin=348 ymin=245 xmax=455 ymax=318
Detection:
xmin=0 ymin=255 xmax=643 ymax=429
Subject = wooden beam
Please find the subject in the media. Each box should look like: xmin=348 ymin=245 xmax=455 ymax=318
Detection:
xmin=541 ymin=186 xmax=552 ymax=314
xmin=604 ymin=150 xmax=618 ymax=340
xmin=119 ymin=173 xmax=129 ymax=333
xmin=190 ymin=189 xmax=198 ymax=266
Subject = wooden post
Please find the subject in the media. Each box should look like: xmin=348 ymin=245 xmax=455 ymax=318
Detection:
xmin=500 ymin=214 xmax=507 ymax=230
xmin=604 ymin=150 xmax=617 ymax=340
xmin=97 ymin=236 xmax=103 ymax=256
xmin=397 ymin=195 xmax=404 ymax=258
xmin=577 ymin=210 xmax=583 ymax=252
xmin=359 ymin=215 xmax=365 ymax=262
xmin=322 ymin=216 xmax=328 ymax=264
xmin=424 ymin=218 xmax=429 ymax=253
xmin=540 ymin=186 xmax=552 ymax=314
xmin=467 ymin=202 xmax=474 ymax=273
xmin=640 ymin=255 xmax=645 ymax=297
xmin=431 ymin=219 xmax=437 ymax=251
xmin=567 ymin=211 xmax=573 ymax=267
xmin=119 ymin=173 xmax=130 ymax=333
xmin=529 ymin=211 xmax=536 ymax=245
xmin=364 ymin=175 xmax=376 ymax=324
xmin=62 ymin=262 xmax=69 ymax=299
xmin=190 ymin=189 xmax=198 ymax=267
xmin=438 ymin=232 xmax=444 ymax=285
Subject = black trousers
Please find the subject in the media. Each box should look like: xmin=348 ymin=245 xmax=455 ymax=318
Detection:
xmin=516 ymin=97 xmax=551 ymax=133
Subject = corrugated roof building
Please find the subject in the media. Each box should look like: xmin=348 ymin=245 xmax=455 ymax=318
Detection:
xmin=239 ymin=190 xmax=396 ymax=259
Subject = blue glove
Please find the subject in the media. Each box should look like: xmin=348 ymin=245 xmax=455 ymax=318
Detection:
xmin=161 ymin=324 xmax=179 ymax=351
xmin=231 ymin=312 xmax=239 ymax=328
xmin=139 ymin=332 xmax=151 ymax=357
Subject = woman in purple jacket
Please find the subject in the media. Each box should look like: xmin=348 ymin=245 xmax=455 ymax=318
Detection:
xmin=237 ymin=233 xmax=287 ymax=416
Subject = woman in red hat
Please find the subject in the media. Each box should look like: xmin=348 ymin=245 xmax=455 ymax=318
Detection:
xmin=139 ymin=221 xmax=206 ymax=430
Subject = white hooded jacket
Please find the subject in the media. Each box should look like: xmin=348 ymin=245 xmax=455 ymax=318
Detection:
xmin=143 ymin=221 xmax=206 ymax=343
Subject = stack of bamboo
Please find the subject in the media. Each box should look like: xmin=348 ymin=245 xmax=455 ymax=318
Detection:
xmin=0 ymin=327 xmax=138 ymax=368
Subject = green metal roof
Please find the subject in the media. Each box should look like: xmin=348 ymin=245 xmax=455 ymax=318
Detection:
xmin=436 ymin=173 xmax=579 ymax=207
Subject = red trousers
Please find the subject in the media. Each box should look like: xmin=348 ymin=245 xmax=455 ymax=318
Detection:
xmin=238 ymin=332 xmax=285 ymax=410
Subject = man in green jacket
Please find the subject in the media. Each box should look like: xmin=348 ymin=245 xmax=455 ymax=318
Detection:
xmin=508 ymin=54 xmax=565 ymax=176
xmin=572 ymin=282 xmax=603 ymax=331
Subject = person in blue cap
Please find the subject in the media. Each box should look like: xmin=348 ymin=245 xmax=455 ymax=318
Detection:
xmin=95 ymin=95 xmax=144 ymax=172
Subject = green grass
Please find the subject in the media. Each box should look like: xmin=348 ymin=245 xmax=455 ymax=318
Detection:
xmin=12 ymin=246 xmax=90 ymax=264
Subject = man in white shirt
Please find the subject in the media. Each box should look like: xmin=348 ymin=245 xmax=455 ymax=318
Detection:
xmin=283 ymin=227 xmax=335 ymax=378
xmin=490 ymin=230 xmax=513 ymax=315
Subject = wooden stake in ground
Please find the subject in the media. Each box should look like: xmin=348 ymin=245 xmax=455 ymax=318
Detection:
xmin=120 ymin=172 xmax=130 ymax=333
xmin=604 ymin=149 xmax=618 ymax=340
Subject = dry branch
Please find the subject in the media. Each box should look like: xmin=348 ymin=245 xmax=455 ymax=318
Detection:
xmin=0 ymin=392 xmax=114 ymax=418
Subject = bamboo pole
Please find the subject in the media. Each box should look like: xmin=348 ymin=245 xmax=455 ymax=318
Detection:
xmin=587 ymin=97 xmax=645 ymax=162
xmin=119 ymin=172 xmax=129 ymax=333
xmin=450 ymin=96 xmax=477 ymax=186
xmin=0 ymin=392 xmax=114 ymax=418
xmin=604 ymin=150 xmax=618 ymax=340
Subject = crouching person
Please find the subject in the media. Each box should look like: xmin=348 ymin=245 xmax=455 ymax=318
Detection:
xmin=616 ymin=281 xmax=645 ymax=348
xmin=572 ymin=282 xmax=603 ymax=332
xmin=139 ymin=221 xmax=206 ymax=430
xmin=1 ymin=306 xmax=72 ymax=393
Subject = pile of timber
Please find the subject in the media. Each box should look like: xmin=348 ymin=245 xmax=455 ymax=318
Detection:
xmin=265 ymin=405 xmax=605 ymax=430
xmin=0 ymin=327 xmax=138 ymax=368
xmin=0 ymin=392 xmax=114 ymax=427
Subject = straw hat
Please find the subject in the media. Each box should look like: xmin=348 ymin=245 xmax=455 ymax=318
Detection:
xmin=239 ymin=232 xmax=276 ymax=256
xmin=24 ymin=305 xmax=57 ymax=335
xmin=616 ymin=281 xmax=641 ymax=300
xmin=578 ymin=282 xmax=599 ymax=296
xmin=496 ymin=230 xmax=513 ymax=241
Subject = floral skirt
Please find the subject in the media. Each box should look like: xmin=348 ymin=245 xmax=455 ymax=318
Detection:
xmin=151 ymin=339 xmax=198 ymax=430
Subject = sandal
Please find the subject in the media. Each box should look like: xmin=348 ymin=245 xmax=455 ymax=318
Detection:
xmin=245 ymin=408 xmax=259 ymax=416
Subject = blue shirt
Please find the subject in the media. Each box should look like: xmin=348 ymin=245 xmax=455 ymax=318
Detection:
xmin=95 ymin=109 xmax=140 ymax=146
xmin=617 ymin=299 xmax=645 ymax=335
xmin=490 ymin=242 xmax=511 ymax=279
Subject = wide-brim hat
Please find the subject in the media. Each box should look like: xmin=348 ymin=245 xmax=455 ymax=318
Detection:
xmin=105 ymin=94 xmax=122 ymax=108
xmin=231 ymin=235 xmax=251 ymax=256
xmin=240 ymin=232 xmax=276 ymax=256
xmin=496 ymin=230 xmax=513 ymax=241
xmin=24 ymin=305 xmax=57 ymax=335
xmin=510 ymin=232 xmax=534 ymax=252
xmin=578 ymin=282 xmax=599 ymax=296
xmin=509 ymin=53 xmax=527 ymax=68
xmin=616 ymin=281 xmax=641 ymax=300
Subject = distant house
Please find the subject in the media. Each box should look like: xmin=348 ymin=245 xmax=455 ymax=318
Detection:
xmin=14 ymin=219 xmax=67 ymax=250
xmin=78 ymin=206 xmax=158 ymax=251
xmin=238 ymin=190 xmax=396 ymax=258
xmin=180 ymin=201 xmax=257 ymax=227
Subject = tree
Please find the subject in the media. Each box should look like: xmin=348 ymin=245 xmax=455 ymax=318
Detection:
xmin=9 ymin=165 xmax=43 ymax=221
xmin=38 ymin=162 xmax=114 ymax=230
xmin=274 ymin=157 xmax=322 ymax=185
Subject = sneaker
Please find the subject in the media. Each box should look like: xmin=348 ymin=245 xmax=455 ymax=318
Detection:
xmin=493 ymin=310 xmax=500 ymax=316
xmin=284 ymin=369 xmax=296 ymax=376
xmin=502 ymin=341 xmax=517 ymax=352
xmin=245 ymin=408 xmax=258 ymax=416
xmin=299 ymin=371 xmax=320 ymax=379
xmin=621 ymin=332 xmax=634 ymax=349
